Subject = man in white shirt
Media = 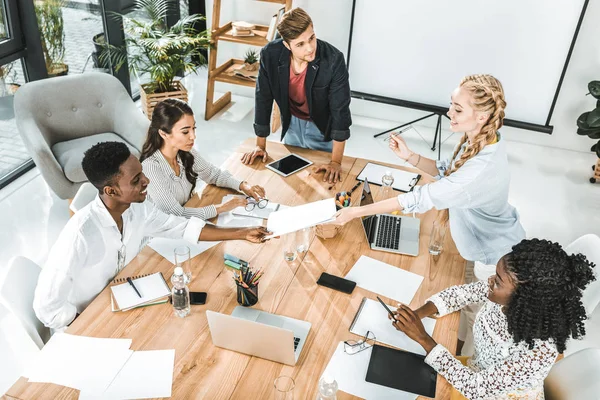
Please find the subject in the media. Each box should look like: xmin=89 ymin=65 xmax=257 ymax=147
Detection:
xmin=34 ymin=141 xmax=270 ymax=330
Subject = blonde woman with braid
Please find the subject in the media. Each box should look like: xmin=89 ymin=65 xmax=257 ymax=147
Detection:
xmin=332 ymin=74 xmax=525 ymax=355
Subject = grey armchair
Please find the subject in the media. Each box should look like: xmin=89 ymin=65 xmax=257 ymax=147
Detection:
xmin=14 ymin=72 xmax=150 ymax=199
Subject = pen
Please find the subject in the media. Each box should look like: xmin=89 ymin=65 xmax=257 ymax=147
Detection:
xmin=127 ymin=277 xmax=142 ymax=298
xmin=347 ymin=181 xmax=362 ymax=195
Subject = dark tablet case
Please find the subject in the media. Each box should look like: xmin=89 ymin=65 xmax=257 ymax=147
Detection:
xmin=365 ymin=344 xmax=437 ymax=398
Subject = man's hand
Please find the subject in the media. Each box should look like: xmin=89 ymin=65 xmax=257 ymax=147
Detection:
xmin=330 ymin=207 xmax=358 ymax=226
xmin=241 ymin=146 xmax=269 ymax=165
xmin=313 ymin=161 xmax=342 ymax=183
xmin=243 ymin=227 xmax=272 ymax=243
xmin=240 ymin=182 xmax=266 ymax=201
xmin=390 ymin=304 xmax=437 ymax=353
xmin=215 ymin=196 xmax=248 ymax=215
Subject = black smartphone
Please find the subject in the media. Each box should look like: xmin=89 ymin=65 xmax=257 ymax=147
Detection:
xmin=376 ymin=296 xmax=397 ymax=322
xmin=316 ymin=272 xmax=356 ymax=294
xmin=189 ymin=292 xmax=207 ymax=305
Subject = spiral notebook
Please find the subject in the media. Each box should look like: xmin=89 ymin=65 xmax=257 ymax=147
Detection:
xmin=110 ymin=272 xmax=170 ymax=312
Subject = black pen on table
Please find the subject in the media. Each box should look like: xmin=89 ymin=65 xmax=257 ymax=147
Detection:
xmin=127 ymin=277 xmax=142 ymax=298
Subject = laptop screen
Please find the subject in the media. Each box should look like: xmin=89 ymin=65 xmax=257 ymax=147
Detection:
xmin=360 ymin=179 xmax=377 ymax=243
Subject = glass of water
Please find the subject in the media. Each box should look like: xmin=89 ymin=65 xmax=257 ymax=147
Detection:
xmin=274 ymin=375 xmax=295 ymax=400
xmin=174 ymin=246 xmax=192 ymax=284
xmin=296 ymin=227 xmax=313 ymax=254
xmin=283 ymin=232 xmax=298 ymax=261
xmin=428 ymin=220 xmax=446 ymax=256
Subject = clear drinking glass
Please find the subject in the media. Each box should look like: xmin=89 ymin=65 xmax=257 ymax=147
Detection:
xmin=428 ymin=220 xmax=447 ymax=256
xmin=296 ymin=227 xmax=312 ymax=254
xmin=274 ymin=375 xmax=295 ymax=400
xmin=174 ymin=246 xmax=192 ymax=284
xmin=283 ymin=232 xmax=298 ymax=261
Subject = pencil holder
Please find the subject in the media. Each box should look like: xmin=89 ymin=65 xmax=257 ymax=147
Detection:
xmin=236 ymin=283 xmax=259 ymax=307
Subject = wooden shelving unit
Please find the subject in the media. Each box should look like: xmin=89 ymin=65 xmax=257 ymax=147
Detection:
xmin=205 ymin=0 xmax=292 ymax=130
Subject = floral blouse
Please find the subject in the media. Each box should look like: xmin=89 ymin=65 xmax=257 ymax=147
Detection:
xmin=424 ymin=281 xmax=558 ymax=400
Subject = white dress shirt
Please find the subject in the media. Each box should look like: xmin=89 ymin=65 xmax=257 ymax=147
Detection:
xmin=33 ymin=195 xmax=205 ymax=330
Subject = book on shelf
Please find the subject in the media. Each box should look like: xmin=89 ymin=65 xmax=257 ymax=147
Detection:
xmin=232 ymin=27 xmax=254 ymax=37
xmin=110 ymin=272 xmax=171 ymax=312
xmin=232 ymin=21 xmax=255 ymax=37
xmin=266 ymin=7 xmax=285 ymax=42
xmin=232 ymin=65 xmax=258 ymax=81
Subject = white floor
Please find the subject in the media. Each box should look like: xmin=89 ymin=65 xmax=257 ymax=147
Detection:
xmin=1 ymin=73 xmax=600 ymax=393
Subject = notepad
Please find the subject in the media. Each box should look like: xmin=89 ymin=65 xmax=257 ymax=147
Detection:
xmin=110 ymin=272 xmax=170 ymax=312
xmin=356 ymin=162 xmax=421 ymax=192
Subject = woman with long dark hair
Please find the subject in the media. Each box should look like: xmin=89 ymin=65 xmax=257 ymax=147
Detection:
xmin=140 ymin=99 xmax=266 ymax=220
xmin=390 ymin=239 xmax=596 ymax=399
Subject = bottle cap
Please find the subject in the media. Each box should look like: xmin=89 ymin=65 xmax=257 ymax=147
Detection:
xmin=174 ymin=267 xmax=184 ymax=276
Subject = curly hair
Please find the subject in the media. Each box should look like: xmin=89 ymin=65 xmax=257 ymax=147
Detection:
xmin=140 ymin=98 xmax=198 ymax=196
xmin=82 ymin=141 xmax=131 ymax=191
xmin=438 ymin=74 xmax=506 ymax=225
xmin=504 ymin=238 xmax=596 ymax=353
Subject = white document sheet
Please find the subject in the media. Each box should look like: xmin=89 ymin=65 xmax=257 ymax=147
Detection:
xmin=266 ymin=198 xmax=336 ymax=238
xmin=321 ymin=342 xmax=417 ymax=400
xmin=350 ymin=298 xmax=436 ymax=356
xmin=357 ymin=162 xmax=420 ymax=192
xmin=26 ymin=333 xmax=133 ymax=393
xmin=217 ymin=211 xmax=262 ymax=228
xmin=110 ymin=272 xmax=170 ymax=311
xmin=148 ymin=238 xmax=220 ymax=264
xmin=345 ymin=256 xmax=424 ymax=304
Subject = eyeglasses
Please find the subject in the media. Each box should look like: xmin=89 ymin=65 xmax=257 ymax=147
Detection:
xmin=117 ymin=244 xmax=126 ymax=274
xmin=245 ymin=197 xmax=269 ymax=212
xmin=343 ymin=331 xmax=376 ymax=355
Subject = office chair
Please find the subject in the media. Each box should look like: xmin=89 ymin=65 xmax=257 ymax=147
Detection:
xmin=544 ymin=347 xmax=600 ymax=400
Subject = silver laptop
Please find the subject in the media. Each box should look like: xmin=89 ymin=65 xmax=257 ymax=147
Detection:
xmin=360 ymin=179 xmax=420 ymax=256
xmin=206 ymin=307 xmax=311 ymax=366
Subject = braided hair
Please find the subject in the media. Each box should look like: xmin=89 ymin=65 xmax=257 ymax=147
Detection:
xmin=140 ymin=99 xmax=198 ymax=196
xmin=504 ymin=239 xmax=596 ymax=353
xmin=438 ymin=74 xmax=507 ymax=225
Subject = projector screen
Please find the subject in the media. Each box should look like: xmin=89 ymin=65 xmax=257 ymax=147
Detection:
xmin=347 ymin=0 xmax=588 ymax=133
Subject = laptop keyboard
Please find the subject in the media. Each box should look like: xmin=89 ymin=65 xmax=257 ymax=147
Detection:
xmin=294 ymin=337 xmax=301 ymax=351
xmin=375 ymin=215 xmax=401 ymax=250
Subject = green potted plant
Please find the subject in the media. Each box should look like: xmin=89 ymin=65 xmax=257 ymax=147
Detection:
xmin=243 ymin=49 xmax=259 ymax=71
xmin=35 ymin=0 xmax=68 ymax=77
xmin=575 ymin=80 xmax=600 ymax=182
xmin=101 ymin=0 xmax=210 ymax=116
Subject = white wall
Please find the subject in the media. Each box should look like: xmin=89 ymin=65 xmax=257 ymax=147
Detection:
xmin=206 ymin=0 xmax=600 ymax=153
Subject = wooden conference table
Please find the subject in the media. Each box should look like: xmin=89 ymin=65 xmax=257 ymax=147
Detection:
xmin=5 ymin=139 xmax=466 ymax=400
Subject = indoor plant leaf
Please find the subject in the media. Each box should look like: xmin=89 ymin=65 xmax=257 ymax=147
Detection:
xmin=588 ymin=81 xmax=600 ymax=100
xmin=586 ymin=107 xmax=600 ymax=128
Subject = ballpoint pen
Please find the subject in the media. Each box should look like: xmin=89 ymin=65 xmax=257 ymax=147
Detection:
xmin=127 ymin=277 xmax=142 ymax=298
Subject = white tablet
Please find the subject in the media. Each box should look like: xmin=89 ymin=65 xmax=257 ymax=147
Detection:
xmin=265 ymin=153 xmax=313 ymax=177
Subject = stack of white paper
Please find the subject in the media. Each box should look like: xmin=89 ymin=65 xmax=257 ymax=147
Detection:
xmin=25 ymin=333 xmax=175 ymax=399
xmin=148 ymin=238 xmax=220 ymax=264
xmin=266 ymin=198 xmax=336 ymax=238
xmin=345 ymin=256 xmax=424 ymax=304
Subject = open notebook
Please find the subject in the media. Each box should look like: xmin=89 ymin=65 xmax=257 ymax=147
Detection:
xmin=110 ymin=272 xmax=170 ymax=312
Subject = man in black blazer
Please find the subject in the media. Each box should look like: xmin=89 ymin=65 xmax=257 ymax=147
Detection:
xmin=241 ymin=8 xmax=352 ymax=184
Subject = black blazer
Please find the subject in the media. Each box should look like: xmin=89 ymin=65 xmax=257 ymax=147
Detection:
xmin=253 ymin=39 xmax=352 ymax=142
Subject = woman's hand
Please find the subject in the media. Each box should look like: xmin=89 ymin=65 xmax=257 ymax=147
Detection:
xmin=215 ymin=196 xmax=248 ymax=214
xmin=389 ymin=134 xmax=414 ymax=161
xmin=389 ymin=304 xmax=437 ymax=353
xmin=240 ymin=182 xmax=266 ymax=201
xmin=243 ymin=227 xmax=272 ymax=243
xmin=330 ymin=207 xmax=359 ymax=226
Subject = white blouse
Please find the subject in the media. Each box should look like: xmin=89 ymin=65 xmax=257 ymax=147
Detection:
xmin=425 ymin=281 xmax=558 ymax=400
xmin=142 ymin=149 xmax=242 ymax=220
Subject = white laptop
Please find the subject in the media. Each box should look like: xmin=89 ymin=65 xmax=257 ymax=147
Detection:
xmin=360 ymin=179 xmax=421 ymax=256
xmin=206 ymin=307 xmax=311 ymax=366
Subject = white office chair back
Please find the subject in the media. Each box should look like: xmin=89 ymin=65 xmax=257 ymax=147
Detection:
xmin=69 ymin=182 xmax=97 ymax=214
xmin=565 ymin=234 xmax=600 ymax=317
xmin=0 ymin=257 xmax=50 ymax=349
xmin=544 ymin=347 xmax=600 ymax=400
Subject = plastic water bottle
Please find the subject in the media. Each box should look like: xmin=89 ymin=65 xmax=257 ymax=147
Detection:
xmin=316 ymin=375 xmax=338 ymax=400
xmin=381 ymin=170 xmax=395 ymax=200
xmin=171 ymin=267 xmax=190 ymax=318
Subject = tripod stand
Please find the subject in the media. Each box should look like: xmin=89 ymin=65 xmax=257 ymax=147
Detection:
xmin=373 ymin=112 xmax=450 ymax=160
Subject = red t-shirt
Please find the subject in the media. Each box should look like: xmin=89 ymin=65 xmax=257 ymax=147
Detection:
xmin=288 ymin=63 xmax=310 ymax=120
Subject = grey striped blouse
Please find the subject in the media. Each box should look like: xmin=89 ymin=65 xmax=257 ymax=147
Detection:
xmin=142 ymin=149 xmax=242 ymax=220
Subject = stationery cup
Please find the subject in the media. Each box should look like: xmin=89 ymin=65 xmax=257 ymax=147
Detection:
xmin=174 ymin=246 xmax=192 ymax=284
xmin=428 ymin=220 xmax=447 ymax=256
xmin=283 ymin=232 xmax=298 ymax=261
xmin=236 ymin=283 xmax=259 ymax=307
xmin=273 ymin=375 xmax=295 ymax=400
